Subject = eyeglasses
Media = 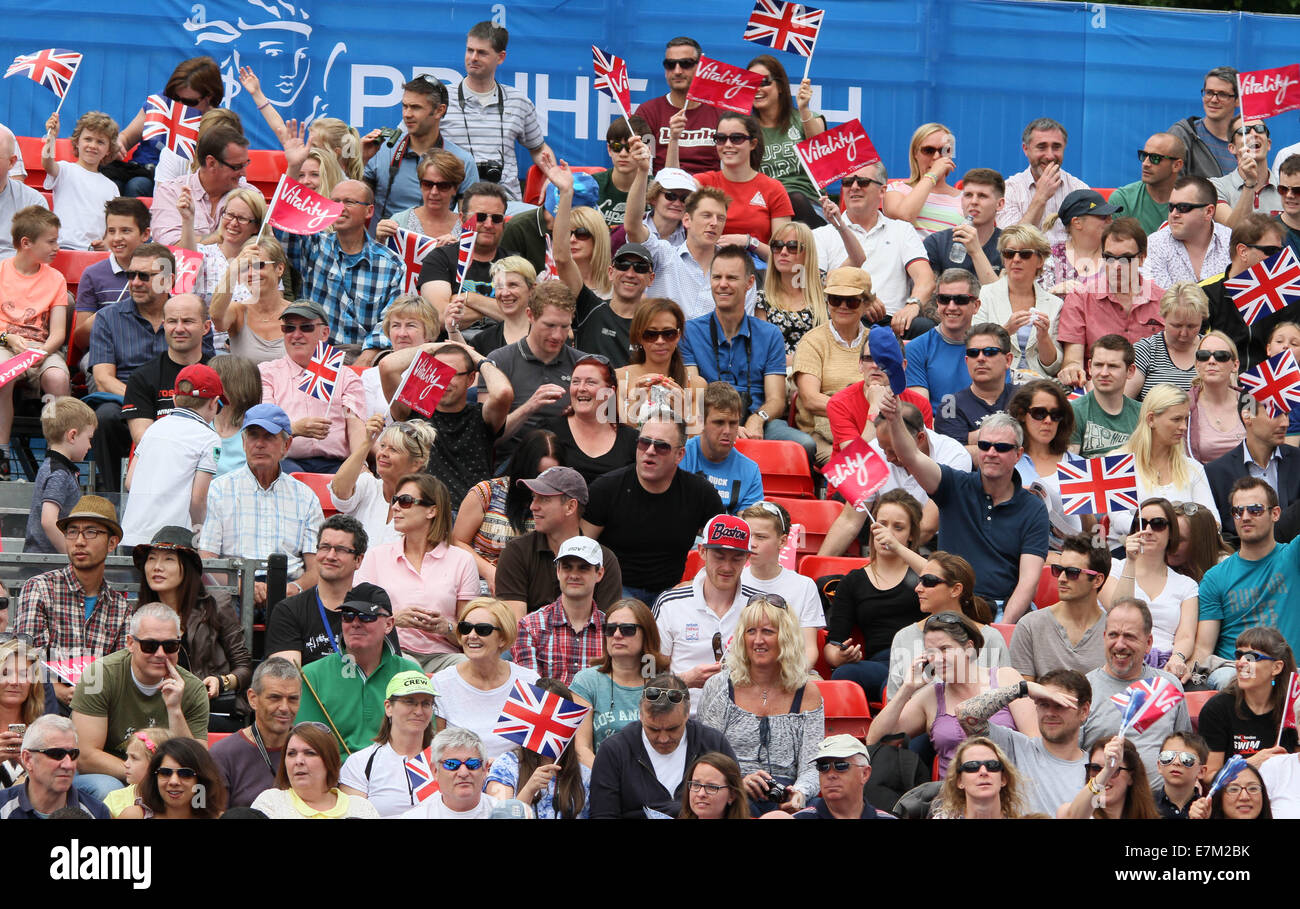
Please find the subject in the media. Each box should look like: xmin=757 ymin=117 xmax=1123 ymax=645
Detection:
xmin=859 ymin=354 xmax=875 ymax=364
xmin=1235 ymin=123 xmax=1269 ymax=137
xmin=660 ymin=190 xmax=690 ymax=203
xmin=958 ymin=758 xmax=1003 ymax=773
xmin=1158 ymin=750 xmax=1199 ymax=767
xmin=64 ymin=527 xmax=109 ymax=540
xmin=247 ymin=260 xmax=274 ymax=269
xmin=1224 ymin=783 xmax=1263 ymax=796
xmin=643 ymin=686 xmax=687 ymax=704
xmin=0 ymin=631 xmax=34 ymax=646
xmin=134 ymin=638 xmax=182 ymax=654
xmin=1234 ymin=649 xmax=1279 ymax=663
xmin=391 ymin=494 xmax=435 ymax=508
xmin=124 ymin=270 xmax=164 ymax=282
xmin=440 ymin=757 xmax=485 ymax=771
xmin=827 ymin=295 xmax=863 ymax=310
xmin=640 ymin=328 xmax=679 ymax=342
xmin=841 ymin=175 xmax=883 ymax=188
xmin=1247 ymin=244 xmax=1283 ymax=257
xmin=457 ymin=621 xmax=500 ymax=637
xmin=917 ymin=573 xmax=949 ymax=588
xmin=815 ymin=758 xmax=855 ymax=773
xmin=637 ymin=436 xmax=674 ymax=454
xmin=1137 ymin=150 xmax=1181 ymax=165
xmin=687 ymin=780 xmax=725 ymax=794
xmin=281 ymin=322 xmax=323 ymax=334
xmin=602 ymin=623 xmax=641 ymax=637
xmin=663 ymin=57 xmax=699 ymax=70
xmin=420 ymin=179 xmax=456 ymax=192
xmin=612 ymin=258 xmax=653 ymax=273
xmin=30 ymin=747 xmax=80 ymax=761
xmin=1202 ymin=88 xmax=1237 ymax=101
xmin=1026 ymin=406 xmax=1065 ymax=422
xmin=770 ymin=240 xmax=804 ymax=253
xmin=221 ymin=211 xmax=255 ymax=226
xmin=1231 ymin=503 xmax=1268 ymax=518
xmin=316 ymin=543 xmax=359 ymax=556
xmin=1138 ymin=516 xmax=1170 ymax=532
xmin=975 ymin=440 xmax=1017 ymax=453
xmin=341 ymin=611 xmax=381 ymax=624
xmin=217 ymin=157 xmax=250 ymax=171
xmin=1001 ymin=249 xmax=1037 ymax=261
xmin=473 ymin=212 xmax=505 ymax=224
xmin=936 ymin=293 xmax=975 ymax=306
xmin=156 ymin=766 xmax=199 ymax=780
xmin=1278 ymin=185 xmax=1300 ymax=198
xmin=746 ymin=592 xmax=788 ymax=610
xmin=713 ymin=132 xmax=752 ymax=146
xmin=1049 ymin=565 xmax=1102 ymax=580
xmin=966 ymin=346 xmax=1006 ymax=359
xmin=1195 ymin=349 xmax=1233 ymax=362
xmin=335 ymin=199 xmax=370 ymax=208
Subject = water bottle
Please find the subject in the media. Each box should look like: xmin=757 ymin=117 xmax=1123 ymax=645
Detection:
xmin=949 ymin=214 xmax=974 ymax=265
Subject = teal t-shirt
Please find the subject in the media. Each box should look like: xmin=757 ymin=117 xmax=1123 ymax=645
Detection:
xmin=593 ymin=170 xmax=633 ymax=231
xmin=760 ymin=111 xmax=819 ymax=200
xmin=1070 ymin=391 xmax=1141 ymax=458
xmin=570 ymin=667 xmax=642 ymax=750
xmin=1198 ymin=538 xmax=1300 ymax=659
xmin=1107 ymin=181 xmax=1169 ymax=236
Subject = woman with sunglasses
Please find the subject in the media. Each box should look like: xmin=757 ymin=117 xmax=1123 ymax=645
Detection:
xmin=678 ymin=751 xmax=750 ymax=819
xmin=1167 ymin=501 xmax=1234 ymax=582
xmin=561 ymin=207 xmax=614 ymax=302
xmin=1189 ymin=763 xmax=1273 ymax=819
xmin=1187 ymin=331 xmax=1245 ymax=463
xmin=548 ymin=354 xmax=639 ymax=486
xmin=374 ymin=150 xmax=466 ymax=249
xmin=698 ymin=596 xmax=823 ymax=815
xmin=1008 ymin=381 xmax=1081 ymax=548
xmin=667 ymin=111 xmax=792 ymax=256
xmin=974 ymin=225 xmax=1063 ymax=377
xmin=609 ymin=169 xmax=695 ymax=250
xmin=133 ymin=526 xmax=252 ymax=731
xmin=572 ymin=599 xmax=670 ymax=754
xmin=617 ymin=298 xmax=706 ymax=434
xmin=882 ymin=123 xmax=962 ymax=237
xmin=210 ymin=236 xmax=292 ymax=364
xmin=1040 ymin=189 xmax=1116 ymax=295
xmin=119 ymin=737 xmax=227 ymax=819
xmin=486 ymin=678 xmax=592 ymax=818
xmin=1127 ymin=283 xmax=1209 ymax=401
xmin=930 ymin=736 xmax=1026 ymax=819
xmin=0 ymin=635 xmax=52 ymax=786
xmin=355 ymin=474 xmax=477 ymax=676
xmin=1100 ymin=497 xmax=1199 ymax=682
xmin=747 ymin=54 xmax=826 ymax=228
xmin=189 ymin=187 xmax=268 ymax=306
xmin=331 ymin=417 xmax=437 ymax=548
xmin=338 ymin=670 xmax=437 ymax=817
xmin=1197 ymin=627 xmax=1297 ymax=777
xmin=471 ymin=257 xmax=537 ymax=357
xmin=868 ymin=611 xmax=1032 ymax=778
xmin=1061 ymin=734 xmax=1161 ymax=818
xmin=433 ymin=597 xmax=543 ymax=761
xmin=758 ymin=221 xmax=827 ymax=360
xmin=251 ymin=722 xmax=380 ymax=818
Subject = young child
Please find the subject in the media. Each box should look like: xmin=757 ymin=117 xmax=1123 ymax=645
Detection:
xmin=119 ymin=362 xmax=223 ymax=546
xmin=41 ymin=110 xmax=119 ymax=251
xmin=1153 ymin=731 xmax=1209 ymax=819
xmin=1265 ymin=321 xmax=1300 ymax=445
xmin=73 ymin=197 xmax=151 ymax=356
xmin=738 ymin=500 xmax=824 ymax=671
xmin=24 ymin=397 xmax=96 ymax=553
xmin=0 ymin=205 xmax=73 ymax=473
xmin=103 ymin=727 xmax=174 ymax=818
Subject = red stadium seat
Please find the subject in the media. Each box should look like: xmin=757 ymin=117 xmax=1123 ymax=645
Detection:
xmin=991 ymin=623 xmax=1015 ymax=647
xmin=207 ymin=732 xmax=232 ymax=747
xmin=291 ymin=472 xmax=339 ymax=517
xmin=1035 ymin=562 xmax=1060 ymax=608
xmin=680 ymin=548 xmax=703 ymax=583
xmin=812 ymin=627 xmax=867 ymax=680
xmin=1185 ymin=690 xmax=1216 ymax=732
xmin=139 ymin=196 xmax=152 ymax=209
xmin=812 ymin=678 xmax=871 ymax=740
xmin=246 ymin=149 xmax=288 ymax=201
xmin=771 ymin=496 xmax=856 ymax=557
xmin=348 ymin=363 xmax=366 ymax=375
xmin=734 ymin=438 xmax=815 ymax=499
xmin=522 ymin=164 xmax=608 ymax=206
xmin=797 ymin=554 xmax=867 ymax=581
xmin=1095 ymin=187 xmax=1114 ymax=200
xmin=16 ymin=136 xmax=73 ymax=188
xmin=51 ymin=249 xmax=108 ymax=300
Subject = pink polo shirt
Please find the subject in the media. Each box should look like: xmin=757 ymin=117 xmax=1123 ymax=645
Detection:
xmin=1058 ymin=273 xmax=1166 ymax=351
xmin=356 ymin=541 xmax=480 ymax=655
xmin=259 ymin=355 xmax=366 ymax=460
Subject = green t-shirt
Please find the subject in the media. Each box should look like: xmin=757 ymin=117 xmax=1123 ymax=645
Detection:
xmin=70 ymin=648 xmax=209 ymax=759
xmin=1107 ymin=181 xmax=1169 ymax=236
xmin=570 ymin=666 xmax=642 ymax=750
xmin=593 ymin=170 xmax=633 ymax=231
xmin=760 ymin=110 xmax=819 ymax=200
xmin=1070 ymin=391 xmax=1141 ymax=458
xmin=296 ymin=647 xmax=422 ymax=758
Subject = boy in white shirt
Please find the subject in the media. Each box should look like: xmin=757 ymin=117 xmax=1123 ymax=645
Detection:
xmin=41 ymin=109 xmax=118 ymax=251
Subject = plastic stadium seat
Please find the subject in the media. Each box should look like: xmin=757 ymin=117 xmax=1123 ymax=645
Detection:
xmin=1095 ymin=187 xmax=1114 ymax=200
xmin=291 ymin=472 xmax=339 ymax=517
xmin=797 ymin=554 xmax=867 ymax=581
xmin=771 ymin=496 xmax=855 ymax=556
xmin=680 ymin=548 xmax=703 ymax=583
xmin=348 ymin=363 xmax=367 ymax=376
xmin=1035 ymin=562 xmax=1060 ymax=608
xmin=246 ymin=149 xmax=289 ymax=201
xmin=734 ymin=438 xmax=815 ymax=499
xmin=16 ymin=136 xmax=73 ymax=188
xmin=1185 ymin=690 xmax=1216 ymax=732
xmin=51 ymin=249 xmax=108 ymax=299
xmin=991 ymin=623 xmax=1015 ymax=647
xmin=812 ymin=627 xmax=867 ymax=680
xmin=523 ymin=164 xmax=608 ymax=206
xmin=207 ymin=732 xmax=232 ymax=747
xmin=812 ymin=678 xmax=871 ymax=739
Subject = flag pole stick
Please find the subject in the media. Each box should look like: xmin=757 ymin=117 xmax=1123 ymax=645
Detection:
xmin=801 ymin=25 xmax=820 ymax=82
xmin=255 ymin=174 xmax=287 ymax=247
xmin=53 ymin=65 xmax=79 ymax=117
xmin=796 ymin=149 xmax=840 ymax=228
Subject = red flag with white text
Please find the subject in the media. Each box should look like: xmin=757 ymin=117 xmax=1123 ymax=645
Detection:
xmin=267 ymin=177 xmax=344 ymax=235
xmin=686 ymin=56 xmax=764 ymax=115
xmin=394 ymin=350 xmax=458 ymax=418
xmin=821 ymin=438 xmax=888 ymax=512
xmin=795 ymin=119 xmax=880 ymax=189
xmin=1238 ymin=64 xmax=1300 ymax=120
xmin=167 ymin=245 xmax=204 ymax=295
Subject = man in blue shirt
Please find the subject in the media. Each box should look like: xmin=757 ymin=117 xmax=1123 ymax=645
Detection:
xmin=681 ymin=246 xmax=812 ymax=459
xmin=934 ymin=323 xmax=1018 ymax=450
xmin=904 ymin=269 xmax=981 ymax=411
xmin=1196 ymin=475 xmax=1300 ymax=688
xmin=679 ymin=382 xmax=763 ymax=514
xmin=0 ymin=715 xmax=111 ymax=819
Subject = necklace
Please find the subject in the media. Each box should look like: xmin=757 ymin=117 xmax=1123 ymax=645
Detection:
xmin=760 ymin=687 xmax=770 ymax=706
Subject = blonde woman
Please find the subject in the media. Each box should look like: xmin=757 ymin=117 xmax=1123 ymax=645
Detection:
xmin=188 ymin=186 xmax=267 ymax=302
xmin=758 ymin=220 xmax=826 ymax=359
xmin=882 ymin=123 xmax=963 ymax=236
xmin=297 ymin=147 xmax=346 ymax=198
xmin=469 ymin=257 xmax=536 ymax=356
xmin=931 ymin=736 xmax=1027 ymax=819
xmin=1128 ymin=282 xmax=1210 ymax=400
xmin=974 ymin=224 xmax=1063 ymax=377
xmin=1187 ymin=330 xmax=1245 ymax=463
xmin=308 ymin=117 xmax=364 ymax=180
xmin=566 ymin=206 xmax=613 ymax=299
xmin=211 ymin=237 xmax=291 ymax=364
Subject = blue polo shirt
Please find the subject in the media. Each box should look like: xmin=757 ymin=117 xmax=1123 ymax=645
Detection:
xmin=681 ymin=312 xmax=786 ymax=416
xmin=931 ymin=464 xmax=1049 ymax=602
xmin=364 ymin=130 xmax=478 ymax=224
xmin=1199 ymin=538 xmax=1300 ymax=660
xmin=934 ymin=383 xmax=1019 ymax=444
xmin=903 ymin=327 xmax=970 ymax=410
xmin=0 ymin=783 xmax=111 ymax=819
xmin=679 ymin=436 xmax=764 ymax=514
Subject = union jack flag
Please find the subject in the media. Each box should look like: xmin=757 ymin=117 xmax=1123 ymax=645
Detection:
xmin=1240 ymin=348 xmax=1300 ymax=416
xmin=403 ymin=746 xmax=440 ymax=803
xmin=1065 ymin=386 xmax=1086 ymax=402
xmin=386 ymin=227 xmax=441 ymax=294
xmin=493 ymin=679 xmax=591 ymax=761
xmin=742 ymin=1 xmax=825 ymax=57
xmin=543 ymin=234 xmax=559 ymax=280
xmin=1057 ymin=452 xmax=1139 ymax=515
xmin=296 ymin=341 xmax=344 ymax=403
xmin=5 ymin=48 xmax=83 ymax=100
xmin=1208 ymin=755 xmax=1249 ymax=797
xmin=1224 ymin=246 xmax=1300 ymax=326
xmin=141 ymin=94 xmax=202 ymax=161
xmin=1110 ymin=677 xmax=1184 ymax=734
xmin=454 ymin=230 xmax=477 ymax=289
xmin=592 ymin=46 xmax=632 ymax=116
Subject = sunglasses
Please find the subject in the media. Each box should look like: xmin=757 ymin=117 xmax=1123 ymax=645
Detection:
xmin=1248 ymin=244 xmax=1283 ymax=257
xmin=687 ymin=780 xmax=725 ymax=794
xmin=643 ymin=686 xmax=687 ymax=704
xmin=936 ymin=293 xmax=975 ymax=306
xmin=919 ymin=145 xmax=948 ymax=157
xmin=640 ymin=328 xmax=680 ymax=342
xmin=458 ymin=621 xmax=499 ymax=637
xmin=602 ymin=623 xmax=641 ymax=637
xmin=440 ymin=757 xmax=485 ymax=771
xmin=612 ymin=258 xmax=653 ymax=273
xmin=917 ymin=573 xmax=948 ymax=588
xmin=608 ymin=138 xmax=651 ymax=153
xmin=1234 ymin=123 xmax=1269 ymax=136
xmin=1026 ymin=406 xmax=1065 ymax=422
xmin=713 ymin=132 xmax=752 ymax=146
xmin=391 ymin=494 xmax=435 ymax=508
xmin=1001 ymin=249 xmax=1037 ymax=261
xmin=473 ymin=212 xmax=505 ymax=224
xmin=1158 ymin=750 xmax=1200 ymax=767
xmin=1168 ymin=201 xmax=1210 ymax=214
xmin=0 ymin=631 xmax=36 ymax=646
xmin=975 ymin=440 xmax=1017 ymax=453
xmin=637 ymin=436 xmax=674 ymax=454
xmin=341 ymin=611 xmax=380 ymax=623
xmin=1278 ymin=185 xmax=1300 ymax=198
xmin=30 ymin=747 xmax=80 ymax=761
xmin=420 ymin=179 xmax=456 ymax=192
xmin=1171 ymin=501 xmax=1202 ymax=516
xmin=663 ymin=57 xmax=699 ymax=70
xmin=770 ymin=240 xmax=804 ymax=253
xmin=660 ymin=189 xmax=691 ymax=203
xmin=175 ymin=94 xmax=204 ymax=107
xmin=281 ymin=322 xmax=323 ymax=334
xmin=125 ymin=270 xmax=164 ymax=281
xmin=1049 ymin=565 xmax=1102 ymax=580
xmin=827 ymin=295 xmax=863 ymax=310
xmin=958 ymin=758 xmax=1003 ymax=773
xmin=746 ymin=592 xmax=788 ymax=610
xmin=1102 ymin=252 xmax=1138 ymax=262
xmin=1195 ymin=349 xmax=1233 ymax=363
xmin=755 ymin=75 xmax=773 ymax=87
xmin=841 ymin=175 xmax=883 ymax=188
xmin=571 ymin=227 xmax=594 ymax=240
xmin=156 ymin=766 xmax=199 ymax=780
xmin=815 ymin=758 xmax=855 ymax=773
xmin=1231 ymin=503 xmax=1268 ymax=518
xmin=135 ymin=638 xmax=182 ymax=654
xmin=293 ymin=721 xmax=331 ymax=735
xmin=1086 ymin=762 xmax=1129 ymax=777
xmin=966 ymin=346 xmax=1006 ymax=359
xmin=1138 ymin=516 xmax=1170 ymax=532
xmin=1137 ymin=150 xmax=1180 ymax=165
xmin=754 ymin=500 xmax=789 ymax=533
xmin=1235 ymin=649 xmax=1279 ymax=663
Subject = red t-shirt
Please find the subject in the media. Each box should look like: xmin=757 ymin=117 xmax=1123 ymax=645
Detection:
xmin=694 ymin=171 xmax=794 ymax=244
xmin=827 ymin=381 xmax=933 ymax=448
xmin=636 ymin=95 xmax=720 ymax=174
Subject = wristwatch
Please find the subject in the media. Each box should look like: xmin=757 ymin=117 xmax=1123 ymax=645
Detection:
xmin=757 ymin=409 xmax=770 ymax=422
xmin=905 ymin=297 xmax=921 ymax=309
xmin=1018 ymin=680 xmax=1029 ymax=699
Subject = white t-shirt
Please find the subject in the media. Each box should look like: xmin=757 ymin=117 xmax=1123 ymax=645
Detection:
xmin=1107 ymin=559 xmax=1199 ymax=652
xmin=1260 ymin=752 xmax=1300 ymax=819
xmin=120 ymin=410 xmax=220 ymax=546
xmin=641 ymin=729 xmax=688 ymax=796
xmin=339 ymin=742 xmax=423 ymax=817
xmin=399 ymin=791 xmax=498 ymax=819
xmin=740 ymin=565 xmax=825 ymax=629
xmin=44 ymin=163 xmax=117 ymax=251
xmin=330 ymin=470 xmax=401 ymax=549
xmin=431 ymin=662 xmax=541 ymax=760
xmin=811 ymin=213 xmax=927 ymax=315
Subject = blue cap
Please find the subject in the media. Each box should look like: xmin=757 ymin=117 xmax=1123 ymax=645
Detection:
xmin=543 ymin=173 xmax=600 ymax=217
xmin=867 ymin=326 xmax=906 ymax=394
xmin=242 ymin=403 xmax=293 ymax=435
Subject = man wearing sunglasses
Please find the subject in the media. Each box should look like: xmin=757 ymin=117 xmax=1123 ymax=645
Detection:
xmin=903 ymin=270 xmax=982 ymax=407
xmin=1212 ymin=115 xmax=1280 ymax=229
xmin=400 ymin=727 xmax=498 ymax=819
xmin=791 ymin=735 xmax=893 ymax=819
xmin=999 ymin=118 xmax=1091 ymax=245
xmin=637 ymin=37 xmax=721 ymax=175
xmin=1274 ymin=155 xmax=1300 ymax=260
xmin=1168 ymin=66 xmax=1240 ymax=180
xmin=1146 ymin=176 xmax=1232 ymax=289
xmin=295 ymin=598 xmax=422 ymax=758
xmin=1206 ymin=394 xmax=1300 ymax=546
xmin=813 ymin=161 xmax=932 ymax=331
xmin=150 ymin=126 xmax=249 ymax=245
xmin=1201 ymin=214 xmax=1294 ymax=371
xmin=512 ymin=536 xmax=606 ymax=686
xmin=934 ymin=323 xmax=1017 ymax=453
xmin=1107 ymin=133 xmax=1186 ymax=235
xmin=70 ymin=603 xmax=209 ymax=801
xmin=575 ymin=242 xmax=656 ymax=367
xmin=418 ymin=182 xmax=514 ymax=328
xmin=1196 ymin=477 xmax=1300 ymax=689
xmin=0 ymin=715 xmax=110 ymax=819
xmin=1009 ymin=534 xmax=1109 ymax=681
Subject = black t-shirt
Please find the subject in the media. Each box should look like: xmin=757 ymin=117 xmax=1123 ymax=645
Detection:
xmin=470 ymin=321 xmax=507 ymax=358
xmin=416 ymin=244 xmax=511 ymax=300
xmin=546 ymin=415 xmax=639 ymax=488
xmin=575 ymin=301 xmax=633 ymax=367
xmin=828 ymin=567 xmax=924 ymax=656
xmin=264 ymin=583 xmax=399 ymax=665
xmin=422 ymin=403 xmax=499 ymax=507
xmin=923 ymin=226 xmax=1003 ymax=277
xmin=585 ymin=464 xmax=723 ymax=591
xmin=121 ymin=351 xmax=212 ymax=421
xmin=1198 ymin=691 xmax=1297 ymax=759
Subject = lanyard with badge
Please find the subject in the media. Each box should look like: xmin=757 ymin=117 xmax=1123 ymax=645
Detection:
xmin=249 ymin=721 xmax=278 ymax=776
xmin=315 ymin=592 xmax=342 ymax=656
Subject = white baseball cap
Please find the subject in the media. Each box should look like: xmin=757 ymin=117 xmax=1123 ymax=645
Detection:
xmin=554 ymin=536 xmax=603 ymax=567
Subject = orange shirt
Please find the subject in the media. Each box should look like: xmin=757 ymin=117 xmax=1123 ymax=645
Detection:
xmin=0 ymin=259 xmax=65 ymax=342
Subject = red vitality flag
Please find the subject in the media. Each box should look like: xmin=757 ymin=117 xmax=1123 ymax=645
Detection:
xmin=687 ymin=57 xmax=764 ymax=115
xmin=795 ymin=119 xmax=880 ymax=189
xmin=1238 ymin=65 xmax=1300 ymax=120
xmin=394 ymin=350 xmax=458 ymax=418
xmin=267 ymin=177 xmax=344 ymax=235
xmin=821 ymin=438 xmax=889 ymax=511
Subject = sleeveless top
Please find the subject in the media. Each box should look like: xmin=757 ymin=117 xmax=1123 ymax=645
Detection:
xmin=228 ymin=325 xmax=286 ymax=364
xmin=468 ymin=476 xmax=534 ymax=564
xmin=758 ymin=301 xmax=817 ymax=358
xmin=930 ymin=667 xmax=1016 ymax=778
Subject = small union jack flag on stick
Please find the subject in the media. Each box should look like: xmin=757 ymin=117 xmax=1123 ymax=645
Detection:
xmin=454 ymin=229 xmax=478 ymax=296
xmin=142 ymin=94 xmax=202 ymax=161
xmin=296 ymin=341 xmax=344 ymax=403
xmin=1224 ymin=246 xmax=1300 ymax=327
xmin=6 ymin=48 xmax=83 ymax=112
xmin=1111 ymin=677 xmax=1184 ymax=734
xmin=592 ymin=46 xmax=633 ymax=130
xmin=386 ymin=227 xmax=441 ymax=294
xmin=543 ymin=234 xmax=560 ymax=280
xmin=743 ymin=1 xmax=825 ymax=78
xmin=1057 ymin=452 xmax=1139 ymax=515
xmin=1240 ymin=348 xmax=1300 ymax=417
xmin=493 ymin=679 xmax=591 ymax=761
xmin=404 ymin=746 xmax=441 ymax=802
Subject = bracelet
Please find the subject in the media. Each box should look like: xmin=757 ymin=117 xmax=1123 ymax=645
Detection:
xmin=923 ymin=173 xmax=938 ymax=184
xmin=288 ymin=581 xmax=302 ymax=595
xmin=1244 ymin=183 xmax=1258 ymax=189
xmin=800 ymin=114 xmax=815 ymax=123
xmin=257 ymin=100 xmax=270 ymax=111
xmin=1173 ymin=651 xmax=1187 ymax=662
xmin=1087 ymin=777 xmax=1104 ymax=795
xmin=1121 ymin=573 xmax=1136 ymax=580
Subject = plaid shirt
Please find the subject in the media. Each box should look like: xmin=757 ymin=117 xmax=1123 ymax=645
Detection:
xmin=199 ymin=466 xmax=323 ymax=578
xmin=13 ymin=565 xmax=130 ymax=660
xmin=276 ymin=229 xmax=405 ymax=346
xmin=511 ymin=599 xmax=605 ymax=687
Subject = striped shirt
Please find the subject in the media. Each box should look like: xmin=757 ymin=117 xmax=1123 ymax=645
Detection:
xmin=1133 ymin=331 xmax=1197 ymax=400
xmin=440 ymin=81 xmax=545 ymax=202
xmin=73 ymin=256 xmax=128 ymax=314
xmin=199 ymin=466 xmax=323 ymax=577
xmin=276 ymin=229 xmax=406 ymax=346
xmin=653 ymin=574 xmax=761 ymax=692
xmin=511 ymin=598 xmax=606 ymax=687
xmin=641 ymin=232 xmax=757 ymax=320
